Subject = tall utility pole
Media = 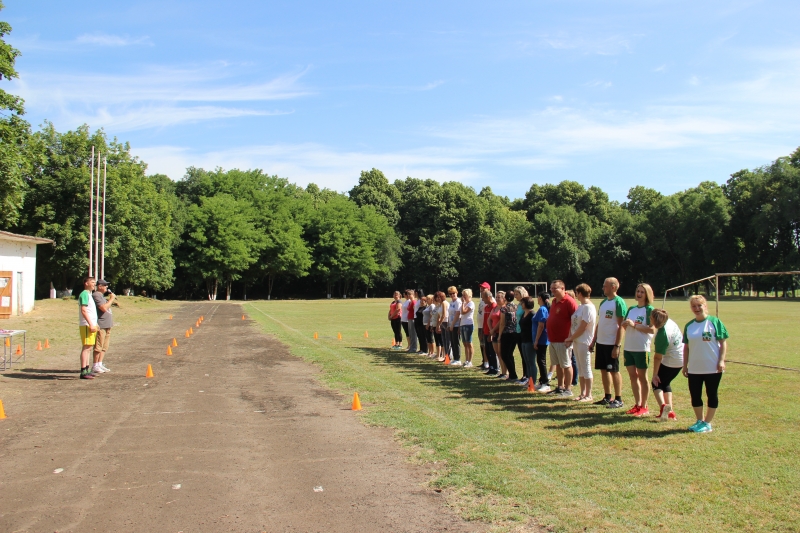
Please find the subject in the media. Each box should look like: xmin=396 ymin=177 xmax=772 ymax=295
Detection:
xmin=94 ymin=152 xmax=101 ymax=278
xmin=101 ymin=158 xmax=107 ymax=280
xmin=89 ymin=146 xmax=95 ymax=277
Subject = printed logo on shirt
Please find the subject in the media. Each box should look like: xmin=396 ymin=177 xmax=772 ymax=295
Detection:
xmin=605 ymin=310 xmax=613 ymax=319
xmin=702 ymin=331 xmax=712 ymax=342
xmin=672 ymin=337 xmax=681 ymax=347
xmin=635 ymin=316 xmax=644 ymax=325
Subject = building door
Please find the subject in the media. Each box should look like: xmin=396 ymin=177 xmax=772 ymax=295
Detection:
xmin=0 ymin=271 xmax=11 ymax=319
xmin=17 ymin=272 xmax=23 ymax=316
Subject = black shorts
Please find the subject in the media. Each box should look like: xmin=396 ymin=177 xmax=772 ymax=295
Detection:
xmin=594 ymin=343 xmax=620 ymax=373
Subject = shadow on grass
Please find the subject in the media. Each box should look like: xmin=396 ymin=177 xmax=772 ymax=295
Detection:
xmin=2 ymin=372 xmax=75 ymax=380
xmin=356 ymin=346 xmax=680 ymax=439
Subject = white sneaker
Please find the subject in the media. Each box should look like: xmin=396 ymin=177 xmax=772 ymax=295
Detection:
xmin=100 ymin=363 xmax=111 ymax=372
xmin=547 ymin=372 xmax=554 ymax=381
xmin=463 ymin=361 xmax=473 ymax=368
xmin=481 ymin=363 xmax=489 ymax=370
xmin=450 ymin=360 xmax=463 ymax=366
xmin=92 ymin=364 xmax=106 ymax=374
xmin=537 ymin=384 xmax=551 ymax=393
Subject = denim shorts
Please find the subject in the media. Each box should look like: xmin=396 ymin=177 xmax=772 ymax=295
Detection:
xmin=459 ymin=324 xmax=474 ymax=343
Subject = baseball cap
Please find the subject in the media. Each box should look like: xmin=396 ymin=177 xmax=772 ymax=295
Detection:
xmin=479 ymin=282 xmax=490 ymax=289
xmin=96 ymin=279 xmax=109 ymax=286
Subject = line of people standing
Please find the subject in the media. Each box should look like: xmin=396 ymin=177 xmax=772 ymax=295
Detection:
xmin=389 ymin=278 xmax=729 ymax=433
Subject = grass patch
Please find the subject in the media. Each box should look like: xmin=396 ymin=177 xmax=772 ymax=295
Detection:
xmin=246 ymin=299 xmax=799 ymax=533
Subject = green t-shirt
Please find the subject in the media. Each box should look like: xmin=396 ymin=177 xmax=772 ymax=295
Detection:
xmin=77 ymin=289 xmax=97 ymax=327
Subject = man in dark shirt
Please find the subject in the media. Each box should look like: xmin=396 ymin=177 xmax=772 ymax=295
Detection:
xmin=92 ymin=280 xmax=117 ymax=374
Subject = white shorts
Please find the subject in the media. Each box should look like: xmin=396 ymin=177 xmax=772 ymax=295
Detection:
xmin=549 ymin=342 xmax=571 ymax=369
xmin=573 ymin=342 xmax=592 ymax=379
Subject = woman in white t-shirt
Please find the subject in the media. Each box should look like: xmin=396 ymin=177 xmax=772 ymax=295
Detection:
xmin=459 ymin=288 xmax=476 ymax=368
xmin=565 ymin=283 xmax=597 ymax=402
xmin=621 ymin=283 xmax=657 ymax=417
xmin=682 ymin=295 xmax=728 ymax=434
xmin=650 ymin=308 xmax=684 ymax=421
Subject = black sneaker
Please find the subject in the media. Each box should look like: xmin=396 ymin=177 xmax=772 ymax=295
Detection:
xmin=546 ymin=387 xmax=563 ymax=395
xmin=485 ymin=370 xmax=499 ymax=376
xmin=80 ymin=372 xmax=95 ymax=380
xmin=607 ymin=399 xmax=624 ymax=409
xmin=594 ymin=398 xmax=611 ymax=406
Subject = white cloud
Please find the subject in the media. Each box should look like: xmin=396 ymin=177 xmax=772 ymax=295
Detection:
xmin=75 ymin=33 xmax=153 ymax=47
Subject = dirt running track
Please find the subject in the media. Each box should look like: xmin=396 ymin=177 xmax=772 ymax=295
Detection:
xmin=0 ymin=303 xmax=484 ymax=533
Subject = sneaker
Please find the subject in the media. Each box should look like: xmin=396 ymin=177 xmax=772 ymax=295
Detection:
xmin=594 ymin=398 xmax=611 ymax=406
xmin=536 ymin=384 xmax=551 ymax=393
xmin=607 ymin=399 xmax=624 ymax=409
xmin=481 ymin=363 xmax=489 ymax=370
xmin=559 ymin=389 xmax=574 ymax=397
xmin=546 ymin=387 xmax=563 ymax=395
xmin=485 ymin=370 xmax=499 ymax=376
xmin=626 ymin=405 xmax=641 ymax=415
xmin=695 ymin=421 xmax=713 ymax=433
xmin=100 ymin=363 xmax=111 ymax=372
xmin=633 ymin=407 xmax=649 ymax=417
xmin=657 ymin=404 xmax=665 ymax=419
xmin=497 ymin=374 xmax=509 ymax=380
xmin=668 ymin=411 xmax=678 ymax=421
xmin=92 ymin=364 xmax=106 ymax=374
xmin=547 ymin=372 xmax=554 ymax=381
xmin=516 ymin=378 xmax=528 ymax=386
xmin=463 ymin=361 xmax=473 ymax=368
xmin=450 ymin=360 xmax=463 ymax=366
xmin=80 ymin=372 xmax=95 ymax=380
xmin=688 ymin=420 xmax=704 ymax=432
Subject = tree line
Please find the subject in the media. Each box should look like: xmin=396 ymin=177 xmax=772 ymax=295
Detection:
xmin=1 ymin=8 xmax=798 ymax=299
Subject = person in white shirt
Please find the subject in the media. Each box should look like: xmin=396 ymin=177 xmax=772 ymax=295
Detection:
xmin=620 ymin=283 xmax=657 ymax=417
xmin=476 ymin=282 xmax=491 ymax=369
xmin=400 ymin=291 xmax=411 ymax=349
xmin=459 ymin=289 xmax=476 ymax=367
xmin=650 ymin=308 xmax=684 ymax=421
xmin=565 ymin=283 xmax=597 ymax=402
xmin=447 ymin=286 xmax=462 ymax=365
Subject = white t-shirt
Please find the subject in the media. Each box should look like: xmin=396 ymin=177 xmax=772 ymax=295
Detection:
xmin=448 ymin=298 xmax=461 ymax=326
xmin=428 ymin=303 xmax=439 ymax=326
xmin=623 ymin=305 xmax=655 ymax=352
xmin=570 ymin=302 xmax=596 ymax=345
xmin=683 ymin=316 xmax=729 ymax=374
xmin=459 ymin=300 xmax=475 ymax=325
xmin=400 ymin=300 xmax=410 ymax=323
xmin=596 ymin=296 xmax=627 ymax=346
xmin=654 ymin=318 xmax=684 ymax=368
xmin=477 ymin=300 xmax=485 ymax=327
xmin=440 ymin=302 xmax=449 ymax=323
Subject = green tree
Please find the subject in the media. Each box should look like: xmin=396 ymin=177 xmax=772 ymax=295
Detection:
xmin=0 ymin=4 xmax=31 ymax=228
xmin=348 ymin=168 xmax=401 ymax=226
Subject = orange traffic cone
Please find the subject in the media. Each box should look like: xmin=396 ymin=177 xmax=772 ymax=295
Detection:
xmin=185 ymin=330 xmax=190 ymax=338
xmin=364 ymin=331 xmax=369 ymax=338
xmin=528 ymin=377 xmax=535 ymax=392
xmin=44 ymin=339 xmax=50 ymax=348
xmin=166 ymin=345 xmax=173 ymax=356
xmin=172 ymin=338 xmax=178 ymax=347
xmin=351 ymin=392 xmax=362 ymax=411
xmin=444 ymin=353 xmax=451 ymax=365
xmin=242 ymin=315 xmax=246 ymax=320
xmin=0 ymin=399 xmax=6 ymax=420
xmin=392 ymin=339 xmax=396 ymax=347
xmin=313 ymin=332 xmax=318 ymax=339
xmin=337 ymin=332 xmax=342 ymax=340
xmin=169 ymin=315 xmax=173 ymax=320
xmin=195 ymin=320 xmax=200 ymax=327
xmin=36 ymin=341 xmax=43 ymax=351
xmin=145 ymin=364 xmax=154 ymax=378
xmin=201 ymin=316 xmax=204 ymax=321
xmin=15 ymin=345 xmax=22 ymax=355
xmin=189 ymin=327 xmax=193 ymax=335
xmin=3 ymin=338 xmax=8 ymax=347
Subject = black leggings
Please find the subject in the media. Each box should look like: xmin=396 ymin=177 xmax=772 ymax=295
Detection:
xmin=414 ymin=320 xmax=427 ymax=353
xmin=401 ymin=321 xmax=409 ymax=339
xmin=535 ymin=344 xmax=548 ymax=384
xmin=434 ymin=330 xmax=443 ymax=349
xmin=391 ymin=318 xmax=403 ymax=344
xmin=652 ymin=365 xmax=682 ymax=393
xmin=500 ymin=332 xmax=519 ymax=380
xmin=688 ymin=373 xmax=722 ymax=409
xmin=425 ymin=327 xmax=434 ymax=346
xmin=450 ymin=326 xmax=461 ymax=361
xmin=485 ymin=336 xmax=499 ymax=371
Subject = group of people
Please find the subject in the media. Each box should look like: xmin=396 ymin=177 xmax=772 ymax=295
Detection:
xmin=77 ymin=276 xmax=117 ymax=379
xmin=388 ymin=277 xmax=729 ymax=433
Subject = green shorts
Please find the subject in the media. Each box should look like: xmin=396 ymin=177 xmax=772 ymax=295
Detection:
xmin=623 ymin=350 xmax=649 ymax=369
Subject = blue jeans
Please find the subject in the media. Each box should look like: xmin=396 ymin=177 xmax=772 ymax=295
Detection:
xmin=459 ymin=324 xmax=474 ymax=344
xmin=521 ymin=342 xmax=537 ymax=384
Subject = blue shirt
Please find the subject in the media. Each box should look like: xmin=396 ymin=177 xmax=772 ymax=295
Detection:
xmin=532 ymin=306 xmax=549 ymax=345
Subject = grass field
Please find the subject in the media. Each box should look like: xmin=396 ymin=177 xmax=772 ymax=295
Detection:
xmin=245 ymin=298 xmax=800 ymax=533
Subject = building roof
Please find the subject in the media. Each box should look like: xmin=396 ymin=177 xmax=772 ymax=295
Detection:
xmin=0 ymin=230 xmax=54 ymax=245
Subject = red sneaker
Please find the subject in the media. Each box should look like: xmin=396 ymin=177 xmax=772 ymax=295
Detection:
xmin=634 ymin=407 xmax=649 ymax=417
xmin=668 ymin=411 xmax=677 ymax=420
xmin=625 ymin=405 xmax=641 ymax=415
xmin=657 ymin=404 xmax=665 ymax=418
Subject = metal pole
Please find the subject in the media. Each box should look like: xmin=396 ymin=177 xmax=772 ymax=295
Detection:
xmin=89 ymin=146 xmax=94 ymax=277
xmin=94 ymin=152 xmax=101 ymax=278
xmin=101 ymin=158 xmax=107 ymax=280
xmin=715 ymin=275 xmax=720 ymax=317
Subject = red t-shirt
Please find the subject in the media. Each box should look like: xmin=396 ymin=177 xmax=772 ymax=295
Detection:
xmin=483 ymin=302 xmax=497 ymax=334
xmin=389 ymin=301 xmax=402 ymax=320
xmin=546 ymin=294 xmax=578 ymax=342
xmin=488 ymin=307 xmax=502 ymax=335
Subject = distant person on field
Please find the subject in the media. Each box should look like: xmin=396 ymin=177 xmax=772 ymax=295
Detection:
xmin=497 ymin=291 xmax=519 ymax=381
xmin=430 ymin=292 xmax=445 ymax=360
xmin=423 ymin=294 xmax=436 ymax=356
xmin=447 ymin=286 xmax=462 ymax=366
xmin=532 ymin=292 xmax=551 ymax=392
xmin=682 ymin=295 xmax=728 ymax=433
xmin=590 ymin=277 xmax=627 ymax=408
xmin=459 ymin=288 xmax=476 ymax=368
xmin=650 ymin=308 xmax=683 ymax=421
xmin=92 ymin=280 xmax=116 ymax=374
xmin=406 ymin=290 xmax=419 ymax=353
xmin=388 ymin=291 xmax=403 ymax=350
xmin=518 ymin=296 xmax=537 ymax=386
xmin=488 ymin=291 xmax=506 ymax=377
xmin=546 ymin=280 xmax=578 ymax=396
xmin=565 ymin=289 xmax=579 ymax=387
xmin=77 ymin=276 xmax=99 ymax=380
xmin=400 ymin=290 xmax=412 ymax=349
xmin=565 ymin=283 xmax=597 ymax=402
xmin=512 ymin=287 xmax=529 ymax=385
xmin=620 ymin=283 xmax=657 ymax=417
xmin=414 ymin=290 xmax=428 ymax=355
xmin=435 ymin=291 xmax=451 ymax=361
xmin=481 ymin=290 xmax=500 ymax=375
xmin=476 ymin=282 xmax=491 ymax=369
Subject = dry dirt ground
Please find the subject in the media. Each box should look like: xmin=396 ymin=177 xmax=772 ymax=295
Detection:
xmin=1 ymin=302 xmax=484 ymax=533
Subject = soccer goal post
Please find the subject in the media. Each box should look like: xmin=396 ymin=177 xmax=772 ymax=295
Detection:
xmin=493 ymin=281 xmax=549 ymax=299
xmin=662 ymin=271 xmax=800 ymax=317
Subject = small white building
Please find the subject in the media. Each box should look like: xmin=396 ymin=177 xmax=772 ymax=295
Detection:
xmin=0 ymin=230 xmax=54 ymax=318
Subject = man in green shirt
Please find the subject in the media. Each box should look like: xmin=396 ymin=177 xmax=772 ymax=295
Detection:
xmin=77 ymin=277 xmax=99 ymax=379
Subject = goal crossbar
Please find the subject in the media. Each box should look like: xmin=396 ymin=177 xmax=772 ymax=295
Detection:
xmin=663 ymin=271 xmax=800 ymax=316
xmin=494 ymin=281 xmax=548 ymax=298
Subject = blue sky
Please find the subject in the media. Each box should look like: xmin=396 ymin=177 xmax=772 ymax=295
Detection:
xmin=6 ymin=0 xmax=800 ymax=201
